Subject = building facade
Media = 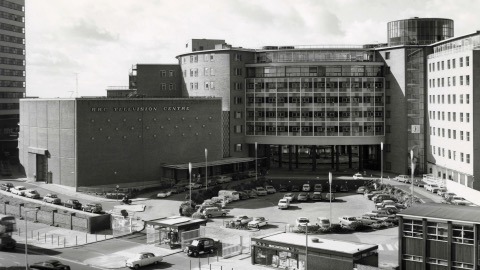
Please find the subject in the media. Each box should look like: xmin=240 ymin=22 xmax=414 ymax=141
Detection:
xmin=0 ymin=0 xmax=25 ymax=159
xmin=398 ymin=204 xmax=480 ymax=270
xmin=18 ymin=98 xmax=223 ymax=188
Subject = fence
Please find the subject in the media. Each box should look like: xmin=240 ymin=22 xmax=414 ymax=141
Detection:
xmin=221 ymin=235 xmax=251 ymax=258
xmin=181 ymin=227 xmax=206 ymax=250
xmin=14 ymin=227 xmax=113 ymax=248
xmin=111 ymin=213 xmax=143 ymax=237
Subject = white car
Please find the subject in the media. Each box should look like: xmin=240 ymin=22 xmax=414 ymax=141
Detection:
xmin=295 ymin=217 xmax=310 ymax=227
xmin=278 ymin=199 xmax=290 ymax=209
xmin=216 ymin=175 xmax=232 ymax=183
xmin=25 ymin=189 xmax=40 ymax=199
xmin=248 ymin=217 xmax=268 ymax=228
xmin=156 ymin=190 xmax=172 ymax=198
xmin=425 ymin=184 xmax=439 ymax=193
xmin=265 ymin=185 xmax=276 ymax=194
xmin=11 ymin=186 xmax=27 ymax=196
xmin=353 ymin=173 xmax=363 ymax=180
xmin=126 ymin=252 xmax=163 ymax=269
xmin=395 ymin=175 xmax=409 ymax=183
xmin=302 ymin=184 xmax=311 ymax=192
xmin=316 ymin=217 xmax=331 ymax=229
xmin=255 ymin=187 xmax=267 ymax=196
xmin=339 ymin=216 xmax=358 ymax=227
xmin=450 ymin=196 xmax=468 ymax=205
xmin=283 ymin=193 xmax=295 ymax=203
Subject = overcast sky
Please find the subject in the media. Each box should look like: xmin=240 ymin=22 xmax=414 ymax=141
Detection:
xmin=25 ymin=0 xmax=480 ymax=98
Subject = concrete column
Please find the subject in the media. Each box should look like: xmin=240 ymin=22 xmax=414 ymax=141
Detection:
xmin=19 ymin=203 xmax=24 ymax=219
xmin=3 ymin=201 xmax=8 ymax=215
xmin=335 ymin=145 xmax=340 ymax=172
xmin=422 ymin=219 xmax=427 ymax=269
xmin=52 ymin=209 xmax=57 ymax=226
xmin=398 ymin=217 xmax=403 ymax=270
xmin=348 ymin=146 xmax=352 ymax=169
xmin=266 ymin=145 xmax=271 ymax=169
xmin=295 ymin=145 xmax=299 ymax=169
xmin=447 ymin=221 xmax=452 ymax=269
xmin=359 ymin=146 xmax=363 ymax=171
xmin=312 ymin=145 xmax=317 ymax=171
xmin=278 ymin=145 xmax=282 ymax=168
xmin=331 ymin=145 xmax=335 ymax=169
xmin=474 ymin=224 xmax=478 ymax=270
xmin=288 ymin=145 xmax=292 ymax=171
xmin=70 ymin=213 xmax=76 ymax=230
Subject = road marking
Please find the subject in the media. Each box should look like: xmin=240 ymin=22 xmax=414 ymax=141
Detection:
xmin=378 ymin=245 xmax=384 ymax=251
xmin=386 ymin=244 xmax=394 ymax=250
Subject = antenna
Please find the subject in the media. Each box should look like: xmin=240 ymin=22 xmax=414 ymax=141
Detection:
xmin=74 ymin=72 xmax=79 ymax=97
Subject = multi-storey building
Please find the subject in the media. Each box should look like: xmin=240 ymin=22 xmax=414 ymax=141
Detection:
xmin=427 ymin=32 xmax=480 ymax=198
xmin=398 ymin=204 xmax=480 ymax=270
xmin=0 ymin=0 xmax=25 ymax=159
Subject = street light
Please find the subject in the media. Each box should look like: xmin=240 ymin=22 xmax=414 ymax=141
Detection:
xmin=329 ymin=172 xmax=332 ymax=227
xmin=380 ymin=142 xmax=384 ymax=185
xmin=188 ymin=162 xmax=192 ymax=204
xmin=410 ymin=150 xmax=415 ymax=206
xmin=205 ymin=148 xmax=208 ymax=191
xmin=24 ymin=209 xmax=39 ymax=270
xmin=255 ymin=142 xmax=258 ymax=182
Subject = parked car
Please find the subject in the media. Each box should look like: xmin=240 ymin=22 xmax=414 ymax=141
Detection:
xmin=311 ymin=192 xmax=323 ymax=201
xmin=255 ymin=187 xmax=267 ymax=196
xmin=291 ymin=185 xmax=300 ymax=192
xmin=238 ymin=191 xmax=249 ymax=200
xmin=185 ymin=238 xmax=215 ymax=257
xmin=395 ymin=175 xmax=409 ymax=183
xmin=436 ymin=188 xmax=447 ymax=196
xmin=278 ymin=184 xmax=288 ymax=192
xmin=186 ymin=183 xmax=202 ymax=190
xmin=248 ymin=217 xmax=268 ymax=228
xmin=24 ymin=189 xmax=40 ymax=199
xmin=372 ymin=209 xmax=396 ymax=218
xmin=82 ymin=203 xmax=102 ymax=213
xmin=450 ymin=196 xmax=469 ymax=205
xmin=425 ymin=184 xmax=440 ymax=193
xmin=0 ymin=182 xmax=14 ymax=192
xmin=216 ymin=175 xmax=232 ymax=184
xmin=295 ymin=217 xmax=310 ymax=227
xmin=125 ymin=252 xmax=163 ymax=269
xmin=353 ymin=173 xmax=363 ymax=180
xmin=339 ymin=216 xmax=358 ymax=227
xmin=170 ymin=186 xmax=186 ymax=194
xmin=278 ymin=199 xmax=290 ymax=209
xmin=30 ymin=260 xmax=71 ymax=270
xmin=339 ymin=185 xmax=349 ymax=192
xmin=384 ymin=205 xmax=400 ymax=214
xmin=43 ymin=194 xmax=61 ymax=204
xmin=247 ymin=170 xmax=257 ymax=177
xmin=297 ymin=192 xmax=309 ymax=202
xmin=324 ymin=192 xmax=336 ymax=201
xmin=316 ymin=217 xmax=330 ymax=229
xmin=11 ymin=186 xmax=26 ymax=196
xmin=63 ymin=199 xmax=82 ymax=209
xmin=443 ymin=192 xmax=456 ymax=199
xmin=356 ymin=186 xmax=366 ymax=194
xmin=302 ymin=184 xmax=311 ymax=192
xmin=245 ymin=190 xmax=257 ymax=198
xmin=283 ymin=193 xmax=295 ymax=203
xmin=413 ymin=180 xmax=426 ymax=187
xmin=357 ymin=215 xmax=382 ymax=226
xmin=234 ymin=215 xmax=253 ymax=224
xmin=265 ymin=185 xmax=276 ymax=194
xmin=365 ymin=191 xmax=384 ymax=200
xmin=313 ymin=184 xmax=323 ymax=192
xmin=203 ymin=207 xmax=229 ymax=218
xmin=373 ymin=194 xmax=394 ymax=204
xmin=157 ymin=190 xmax=172 ymax=198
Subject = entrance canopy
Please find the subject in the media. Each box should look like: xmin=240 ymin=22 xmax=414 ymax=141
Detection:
xmin=145 ymin=216 xmax=207 ymax=230
xmin=163 ymin=157 xmax=256 ymax=170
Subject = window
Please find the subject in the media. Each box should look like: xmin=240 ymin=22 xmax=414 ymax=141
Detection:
xmin=190 ymin=69 xmax=194 ymax=77
xmin=466 ymin=132 xmax=470 ymax=141
xmin=194 ymin=82 xmax=198 ymax=90
xmin=447 ymin=60 xmax=451 ymax=69
xmin=385 ymin=52 xmax=390 ymax=59
xmin=235 ymin=144 xmax=242 ymax=152
xmin=467 ymin=154 xmax=471 ymax=164
xmin=460 ymin=131 xmax=464 ymax=140
xmin=427 ymin=258 xmax=448 ymax=266
xmin=194 ymin=68 xmax=198 ymax=77
xmin=204 ymin=54 xmax=209 ymax=61
xmin=403 ymin=219 xmax=423 ymax=238
xmin=466 ymin=94 xmax=470 ymax=104
xmin=432 ymin=63 xmax=435 ymax=71
xmin=205 ymin=82 xmax=209 ymax=89
xmin=466 ymin=56 xmax=470 ymax=66
xmin=460 ymin=76 xmax=463 ymax=85
xmin=210 ymin=54 xmax=214 ymax=61
xmin=235 ymin=54 xmax=242 ymax=61
xmin=448 ymin=150 xmax=451 ymax=159
xmin=234 ymin=82 xmax=243 ymax=90
xmin=448 ymin=129 xmax=451 ymax=138
xmin=448 ymin=95 xmax=451 ymax=104
xmin=442 ymin=112 xmax=445 ymax=120
xmin=169 ymin=70 xmax=174 ymax=77
xmin=452 ymin=262 xmax=474 ymax=269
xmin=441 ymin=61 xmax=444 ymax=70
xmin=190 ymin=55 xmax=193 ymax=63
xmin=466 ymin=113 xmax=470 ymax=123
xmin=452 ymin=224 xmax=474 ymax=244
xmin=452 ymin=58 xmax=456 ymax=68
xmin=169 ymin=83 xmax=174 ymax=90
xmin=442 ymin=95 xmax=444 ymax=104
xmin=427 ymin=222 xmax=448 ymax=241
xmin=442 ymin=128 xmax=445 ymax=137
xmin=194 ymin=55 xmax=198 ymax=62
xmin=234 ymin=125 xmax=242 ymax=133
xmin=453 ymin=95 xmax=456 ymax=104
xmin=403 ymin=254 xmax=423 ymax=262
xmin=437 ymin=62 xmax=440 ymax=70
xmin=210 ymin=81 xmax=214 ymax=89
xmin=234 ymin=97 xmax=242 ymax=104
xmin=460 ymin=113 xmax=463 ymax=122
xmin=466 ymin=75 xmax=470 ymax=85
xmin=204 ymin=68 xmax=209 ymax=76
xmin=160 ymin=83 xmax=166 ymax=90
xmin=441 ymin=78 xmax=444 ymax=87
xmin=453 ymin=76 xmax=456 ymax=86
xmin=234 ymin=68 xmax=242 ymax=76
xmin=448 ymin=112 xmax=451 ymax=121
xmin=453 ymin=130 xmax=456 ymax=139
xmin=461 ymin=153 xmax=464 ymax=162
xmin=161 ymin=70 xmax=166 ymax=77
xmin=460 ymin=94 xmax=463 ymax=104
xmin=210 ymin=68 xmax=215 ymax=76
xmin=234 ymin=112 xmax=242 ymax=119
xmin=460 ymin=57 xmax=463 ymax=67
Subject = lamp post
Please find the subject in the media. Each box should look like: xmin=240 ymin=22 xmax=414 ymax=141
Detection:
xmin=188 ymin=162 xmax=192 ymax=203
xmin=329 ymin=172 xmax=332 ymax=227
xmin=255 ymin=142 xmax=258 ymax=182
xmin=205 ymin=148 xmax=208 ymax=191
xmin=410 ymin=150 xmax=415 ymax=206
xmin=24 ymin=209 xmax=38 ymax=270
xmin=381 ymin=142 xmax=384 ymax=185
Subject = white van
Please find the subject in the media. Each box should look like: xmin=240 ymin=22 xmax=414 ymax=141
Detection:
xmin=218 ymin=190 xmax=240 ymax=201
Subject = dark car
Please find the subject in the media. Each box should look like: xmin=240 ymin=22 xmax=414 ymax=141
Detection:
xmin=291 ymin=185 xmax=300 ymax=192
xmin=238 ymin=191 xmax=249 ymax=200
xmin=63 ymin=199 xmax=82 ymax=210
xmin=278 ymin=184 xmax=288 ymax=192
xmin=82 ymin=203 xmax=103 ymax=213
xmin=311 ymin=192 xmax=323 ymax=201
xmin=170 ymin=185 xmax=186 ymax=194
xmin=30 ymin=260 xmax=71 ymax=270
xmin=0 ymin=182 xmax=13 ymax=192
xmin=185 ymin=237 xmax=216 ymax=257
xmin=339 ymin=185 xmax=349 ymax=192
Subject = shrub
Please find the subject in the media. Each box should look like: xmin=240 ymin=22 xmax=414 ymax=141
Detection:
xmin=348 ymin=221 xmax=370 ymax=231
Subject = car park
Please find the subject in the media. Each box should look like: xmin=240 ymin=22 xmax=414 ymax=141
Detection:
xmin=255 ymin=187 xmax=267 ymax=196
xmin=413 ymin=180 xmax=426 ymax=187
xmin=278 ymin=199 xmax=290 ymax=209
xmin=203 ymin=207 xmax=228 ymax=218
xmin=316 ymin=217 xmax=330 ymax=228
xmin=395 ymin=175 xmax=409 ymax=183
xmin=24 ymin=189 xmax=40 ymax=199
xmin=43 ymin=194 xmax=61 ymax=204
xmin=125 ymin=252 xmax=163 ymax=269
xmin=297 ymin=192 xmax=309 ymax=202
xmin=185 ymin=238 xmax=215 ymax=257
xmin=373 ymin=194 xmax=394 ymax=204
xmin=157 ymin=190 xmax=172 ymax=198
xmin=302 ymin=184 xmax=311 ymax=192
xmin=63 ymin=199 xmax=82 ymax=209
xmin=311 ymin=192 xmax=322 ymax=201
xmin=372 ymin=209 xmax=395 ymax=218
xmin=356 ymin=186 xmax=366 ymax=194
xmin=216 ymin=175 xmax=232 ymax=184
xmin=0 ymin=182 xmax=13 ymax=192
xmin=82 ymin=203 xmax=102 ymax=213
xmin=218 ymin=190 xmax=240 ymax=201
xmin=313 ymin=184 xmax=323 ymax=192
xmin=11 ymin=186 xmax=26 ymax=196
xmin=339 ymin=216 xmax=358 ymax=227
xmin=295 ymin=217 xmax=310 ymax=227
xmin=265 ymin=185 xmax=276 ymax=194
xmin=425 ymin=184 xmax=440 ymax=193
xmin=30 ymin=260 xmax=71 ymax=270
xmin=234 ymin=215 xmax=253 ymax=224
xmin=248 ymin=217 xmax=268 ymax=228
xmin=357 ymin=215 xmax=382 ymax=226
xmin=353 ymin=173 xmax=363 ymax=180
xmin=291 ymin=185 xmax=300 ymax=192
xmin=283 ymin=193 xmax=295 ymax=203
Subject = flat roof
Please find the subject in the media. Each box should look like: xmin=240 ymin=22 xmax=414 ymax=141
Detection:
xmin=253 ymin=232 xmax=377 ymax=255
xmin=145 ymin=216 xmax=207 ymax=228
xmin=398 ymin=203 xmax=480 ymax=224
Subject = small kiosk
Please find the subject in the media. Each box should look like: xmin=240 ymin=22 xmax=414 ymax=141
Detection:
xmin=145 ymin=216 xmax=207 ymax=249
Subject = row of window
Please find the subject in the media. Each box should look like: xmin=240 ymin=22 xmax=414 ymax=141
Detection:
xmin=0 ymin=57 xmax=24 ymax=66
xmin=0 ymin=10 xmax=24 ymax=23
xmin=0 ymin=0 xmax=24 ymax=11
xmin=432 ymin=146 xmax=470 ymax=164
xmin=0 ymin=22 xmax=24 ymax=34
xmin=430 ymin=128 xmax=470 ymax=141
xmin=247 ymin=110 xmax=384 ymax=118
xmin=0 ymin=68 xmax=24 ymax=77
xmin=0 ymin=45 xmax=24 ymax=55
xmin=0 ymin=103 xmax=18 ymax=110
xmin=160 ymin=70 xmax=174 ymax=77
xmin=245 ymin=125 xmax=383 ymax=133
xmin=247 ymin=81 xmax=384 ymax=90
xmin=429 ymin=111 xmax=470 ymax=122
xmin=185 ymin=68 xmax=216 ymax=77
xmin=248 ymin=65 xmax=382 ymax=78
xmin=183 ymin=53 xmax=243 ymax=63
xmin=0 ymin=92 xmax=22 ymax=98
xmin=429 ymin=93 xmax=470 ymax=104
xmin=189 ymin=81 xmax=215 ymax=90
xmin=0 ymin=33 xmax=24 ymax=45
xmin=159 ymin=83 xmax=175 ymax=91
xmin=246 ymin=96 xmax=383 ymax=104
xmin=404 ymin=220 xmax=476 ymax=244
xmin=0 ymin=80 xmax=24 ymax=87
xmin=429 ymin=75 xmax=470 ymax=88
xmin=429 ymin=56 xmax=469 ymax=72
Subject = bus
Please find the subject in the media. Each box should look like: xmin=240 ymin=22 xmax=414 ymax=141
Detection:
xmin=0 ymin=214 xmax=16 ymax=234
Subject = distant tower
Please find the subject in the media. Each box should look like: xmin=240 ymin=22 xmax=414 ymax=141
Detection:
xmin=387 ymin=17 xmax=454 ymax=46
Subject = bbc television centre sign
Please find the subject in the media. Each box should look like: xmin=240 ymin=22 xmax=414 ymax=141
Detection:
xmin=90 ymin=106 xmax=191 ymax=112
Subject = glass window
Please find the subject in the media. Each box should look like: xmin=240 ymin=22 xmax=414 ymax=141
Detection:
xmin=466 ymin=56 xmax=470 ymax=66
xmin=403 ymin=219 xmax=423 ymax=238
xmin=427 ymin=222 xmax=448 ymax=241
xmin=466 ymin=94 xmax=470 ymax=104
xmin=466 ymin=75 xmax=470 ymax=85
xmin=452 ymin=224 xmax=474 ymax=244
xmin=460 ymin=57 xmax=463 ymax=67
xmin=452 ymin=59 xmax=456 ymax=68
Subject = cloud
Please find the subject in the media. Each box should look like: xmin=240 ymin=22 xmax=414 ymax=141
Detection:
xmin=64 ymin=19 xmax=119 ymax=44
